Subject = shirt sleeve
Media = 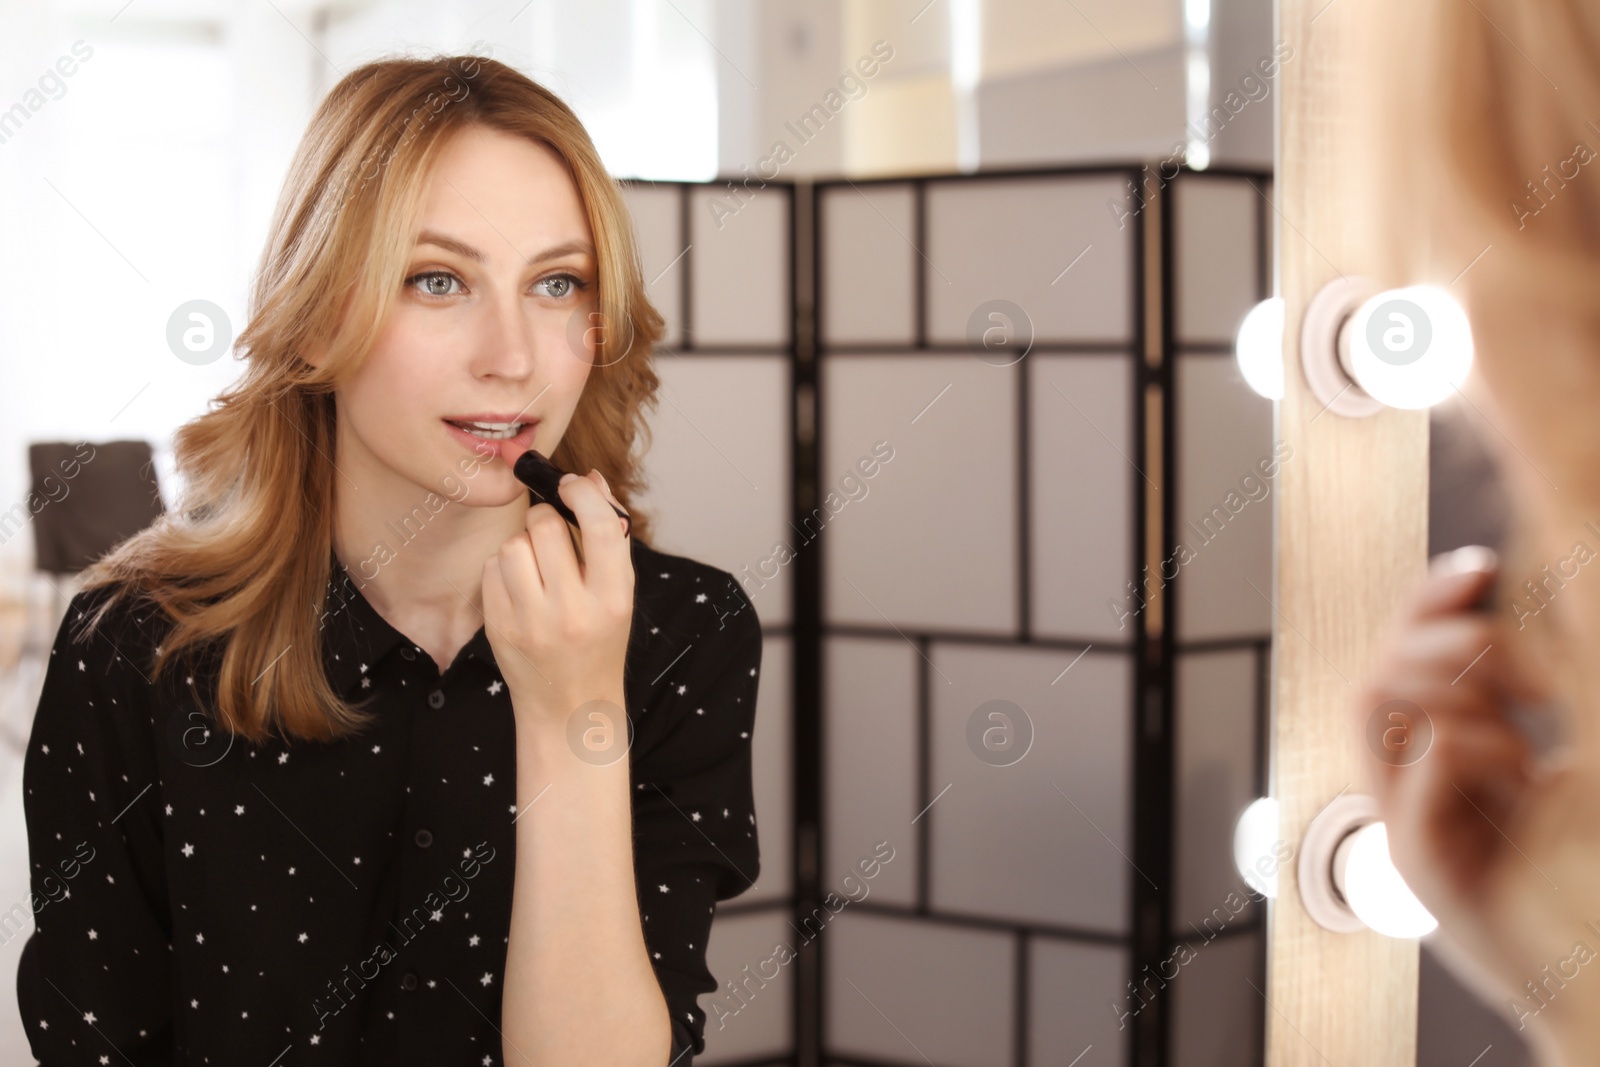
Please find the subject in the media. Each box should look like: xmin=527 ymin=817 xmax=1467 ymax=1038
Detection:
xmin=630 ymin=591 xmax=763 ymax=1063
xmin=15 ymin=586 xmax=175 ymax=1066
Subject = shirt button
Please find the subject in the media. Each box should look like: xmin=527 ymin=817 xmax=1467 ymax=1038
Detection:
xmin=427 ymin=688 xmax=445 ymax=709
xmin=414 ymin=828 xmax=433 ymax=848
xmin=400 ymin=973 xmax=418 ymax=991
xmin=400 ymin=646 xmax=417 ymax=661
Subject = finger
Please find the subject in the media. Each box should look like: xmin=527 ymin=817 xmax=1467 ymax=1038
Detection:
xmin=496 ymin=530 xmax=544 ymax=612
xmin=1432 ymin=717 xmax=1534 ymax=784
xmin=526 ymin=500 xmax=582 ymax=595
xmin=558 ymin=470 xmax=631 ymax=596
xmin=1401 ymin=547 xmax=1498 ymax=624
xmin=1378 ymin=711 xmax=1533 ymax=834
xmin=1380 ymin=614 xmax=1499 ymax=681
xmin=1489 ymin=621 xmax=1560 ymax=706
xmin=1358 ymin=681 xmax=1504 ymax=800
xmin=591 ymin=468 xmax=632 ymax=537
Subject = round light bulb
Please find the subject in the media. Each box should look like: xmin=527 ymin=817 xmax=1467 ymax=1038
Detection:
xmin=1343 ymin=285 xmax=1473 ymax=410
xmin=1233 ymin=796 xmax=1280 ymax=898
xmin=1339 ymin=822 xmax=1437 ymax=939
xmin=1235 ymin=297 xmax=1285 ymax=400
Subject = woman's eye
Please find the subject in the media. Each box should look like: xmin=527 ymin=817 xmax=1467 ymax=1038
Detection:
xmin=536 ymin=273 xmax=586 ymax=299
xmin=407 ymin=270 xmax=462 ymax=298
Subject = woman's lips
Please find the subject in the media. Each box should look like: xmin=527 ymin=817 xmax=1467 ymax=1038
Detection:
xmin=442 ymin=419 xmax=540 ymax=466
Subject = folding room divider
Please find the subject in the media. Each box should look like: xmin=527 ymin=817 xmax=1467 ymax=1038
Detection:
xmin=620 ymin=164 xmax=1273 ymax=1067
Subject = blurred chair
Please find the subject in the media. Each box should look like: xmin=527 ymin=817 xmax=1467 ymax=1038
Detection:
xmin=0 ymin=441 xmax=164 ymax=754
xmin=29 ymin=440 xmax=165 ymax=577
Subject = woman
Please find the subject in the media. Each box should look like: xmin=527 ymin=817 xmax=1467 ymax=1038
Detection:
xmin=15 ymin=52 xmax=763 ymax=1066
xmin=1351 ymin=3 xmax=1600 ymax=1065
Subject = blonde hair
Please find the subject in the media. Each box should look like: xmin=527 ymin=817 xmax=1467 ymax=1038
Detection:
xmin=73 ymin=53 xmax=665 ymax=745
xmin=1355 ymin=0 xmax=1600 ymax=302
xmin=1354 ymin=2 xmax=1600 ymax=697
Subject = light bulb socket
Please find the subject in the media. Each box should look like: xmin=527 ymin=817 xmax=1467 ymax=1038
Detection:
xmin=1300 ymin=277 xmax=1385 ymax=418
xmin=1297 ymin=793 xmax=1379 ymax=933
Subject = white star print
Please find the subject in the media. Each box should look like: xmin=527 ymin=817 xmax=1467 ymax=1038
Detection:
xmin=195 ymin=932 xmax=204 ymax=944
xmin=277 ymin=752 xmax=289 ymax=764
xmin=488 ymin=679 xmax=504 ymax=696
xmin=469 ymin=934 xmax=480 ymax=946
xmin=479 ymin=972 xmax=493 ymax=987
xmin=361 ymin=677 xmax=372 ymax=689
xmin=695 ymin=593 xmax=707 ymax=603
xmin=234 ymin=805 xmax=244 ymax=815
xmin=298 ymin=932 xmax=308 ymax=943
xmin=658 ymin=884 xmax=670 ymax=893
xmin=77 ymin=660 xmax=85 ymax=671
xmin=676 ymin=684 xmax=686 ymax=695
xmin=87 ymin=929 xmax=97 ymax=940
xmin=690 ymin=811 xmax=702 ymax=822
xmin=483 ymin=773 xmax=494 ymax=786
xmin=181 ymin=843 xmax=194 ymax=857
xmin=431 ymin=910 xmax=443 ymax=922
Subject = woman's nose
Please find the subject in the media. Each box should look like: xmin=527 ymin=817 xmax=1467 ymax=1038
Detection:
xmin=472 ymin=294 xmax=540 ymax=380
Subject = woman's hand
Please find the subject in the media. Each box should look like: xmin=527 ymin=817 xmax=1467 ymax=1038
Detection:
xmin=1356 ymin=546 xmax=1600 ymax=1061
xmin=482 ymin=468 xmax=635 ymax=736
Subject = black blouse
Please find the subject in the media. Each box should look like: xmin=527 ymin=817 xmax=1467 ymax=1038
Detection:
xmin=15 ymin=538 xmax=764 ymax=1065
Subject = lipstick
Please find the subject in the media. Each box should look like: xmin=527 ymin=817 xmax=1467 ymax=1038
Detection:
xmin=513 ymin=449 xmax=631 ymax=537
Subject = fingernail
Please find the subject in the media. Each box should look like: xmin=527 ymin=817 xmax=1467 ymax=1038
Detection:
xmin=559 ymin=472 xmax=578 ymax=486
xmin=1436 ymin=545 xmax=1497 ymax=576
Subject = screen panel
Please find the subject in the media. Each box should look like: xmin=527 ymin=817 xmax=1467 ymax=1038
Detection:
xmin=688 ymin=184 xmax=791 ymax=349
xmin=924 ymin=174 xmax=1135 ymax=346
xmin=819 ymin=353 xmax=1017 ymax=635
xmin=820 ymin=182 xmax=917 ymax=347
xmin=1030 ymin=353 xmax=1139 ymax=642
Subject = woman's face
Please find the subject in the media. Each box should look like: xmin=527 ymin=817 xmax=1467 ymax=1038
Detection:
xmin=336 ymin=124 xmax=598 ymax=507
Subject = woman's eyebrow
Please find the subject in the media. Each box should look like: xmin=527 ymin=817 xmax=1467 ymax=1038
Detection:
xmin=415 ymin=230 xmax=594 ymax=266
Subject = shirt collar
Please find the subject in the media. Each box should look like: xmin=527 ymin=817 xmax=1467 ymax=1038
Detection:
xmin=318 ymin=549 xmax=496 ymax=697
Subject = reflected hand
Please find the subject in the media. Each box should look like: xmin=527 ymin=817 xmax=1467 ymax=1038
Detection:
xmin=1356 ymin=547 xmax=1600 ymax=1060
xmin=482 ymin=469 xmax=635 ymax=731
